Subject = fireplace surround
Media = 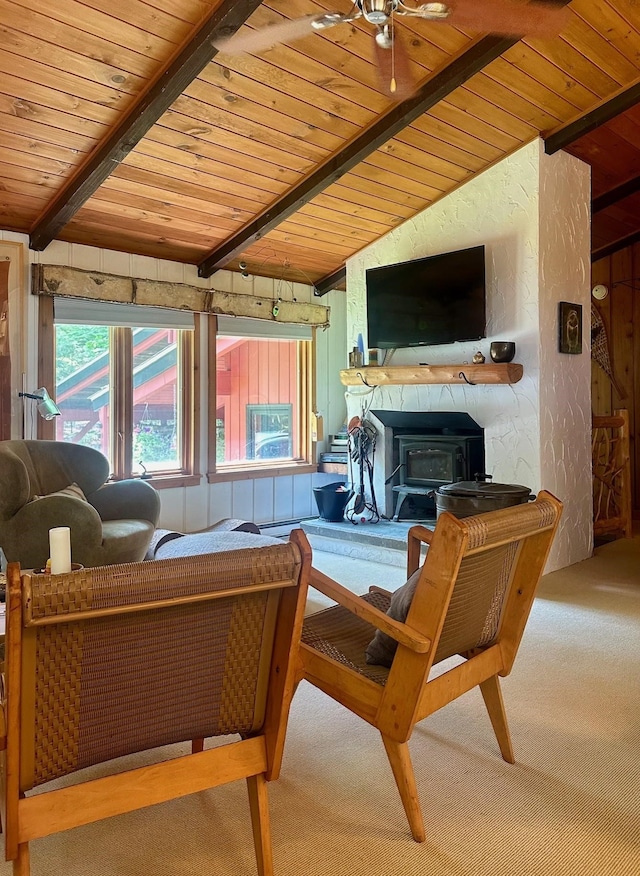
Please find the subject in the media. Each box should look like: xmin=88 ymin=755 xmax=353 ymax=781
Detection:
xmin=368 ymin=411 xmax=484 ymax=521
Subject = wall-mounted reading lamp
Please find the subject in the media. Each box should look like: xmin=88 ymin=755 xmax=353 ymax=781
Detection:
xmin=18 ymin=387 xmax=61 ymax=420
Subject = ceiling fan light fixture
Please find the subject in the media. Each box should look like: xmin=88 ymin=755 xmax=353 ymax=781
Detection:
xmin=375 ymin=27 xmax=393 ymax=48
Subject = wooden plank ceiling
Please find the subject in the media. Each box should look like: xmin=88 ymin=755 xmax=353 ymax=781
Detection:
xmin=1 ymin=0 xmax=640 ymax=291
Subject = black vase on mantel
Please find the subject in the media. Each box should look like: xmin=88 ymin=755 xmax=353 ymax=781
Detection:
xmin=489 ymin=341 xmax=516 ymax=363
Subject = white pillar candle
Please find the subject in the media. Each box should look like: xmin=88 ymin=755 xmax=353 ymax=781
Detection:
xmin=49 ymin=527 xmax=72 ymax=574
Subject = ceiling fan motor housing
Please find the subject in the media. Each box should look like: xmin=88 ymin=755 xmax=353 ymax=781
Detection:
xmin=359 ymin=1 xmax=398 ymax=25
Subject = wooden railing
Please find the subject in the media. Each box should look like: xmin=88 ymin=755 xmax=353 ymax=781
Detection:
xmin=592 ymin=409 xmax=632 ymax=539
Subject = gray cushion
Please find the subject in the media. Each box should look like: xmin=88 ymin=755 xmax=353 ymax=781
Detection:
xmin=365 ymin=568 xmax=421 ymax=667
xmin=154 ymin=531 xmax=280 ymax=559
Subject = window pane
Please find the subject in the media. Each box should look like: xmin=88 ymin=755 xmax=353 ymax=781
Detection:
xmin=54 ymin=325 xmax=112 ymax=462
xmin=216 ymin=336 xmax=298 ymax=464
xmin=132 ymin=328 xmax=181 ymax=473
xmin=54 ymin=322 xmax=193 ymax=479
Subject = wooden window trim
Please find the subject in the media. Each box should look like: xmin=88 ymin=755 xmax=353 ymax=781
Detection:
xmin=113 ymin=326 xmax=132 ymax=477
xmin=208 ymin=463 xmax=318 ymax=484
xmin=37 ymin=296 xmax=55 ymax=440
xmin=41 ymin=300 xmax=201 ymax=484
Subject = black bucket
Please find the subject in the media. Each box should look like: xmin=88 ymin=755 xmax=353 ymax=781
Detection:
xmin=313 ymin=482 xmax=353 ymax=522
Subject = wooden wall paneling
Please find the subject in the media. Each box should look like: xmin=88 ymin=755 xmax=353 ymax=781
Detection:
xmin=591 ymin=257 xmax=613 ymax=417
xmin=0 ymin=257 xmax=10 ymax=439
xmin=611 ymin=247 xmax=637 ymax=514
xmin=633 ymin=242 xmax=640 ymax=512
xmin=611 ymin=248 xmax=635 ymax=406
xmin=592 ymin=244 xmax=639 ymax=516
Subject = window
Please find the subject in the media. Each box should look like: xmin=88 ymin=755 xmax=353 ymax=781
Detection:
xmin=43 ymin=299 xmax=198 ymax=485
xmin=246 ymin=404 xmax=293 ymax=460
xmin=208 ymin=316 xmax=314 ymax=478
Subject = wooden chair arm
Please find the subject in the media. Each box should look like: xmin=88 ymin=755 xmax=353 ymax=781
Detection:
xmin=407 ymin=525 xmax=433 ymax=577
xmin=0 ymin=676 xmax=5 ymax=751
xmin=309 ymin=568 xmax=432 ymax=654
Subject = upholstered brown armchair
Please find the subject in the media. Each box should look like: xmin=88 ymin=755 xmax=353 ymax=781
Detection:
xmin=0 ymin=439 xmax=160 ymax=569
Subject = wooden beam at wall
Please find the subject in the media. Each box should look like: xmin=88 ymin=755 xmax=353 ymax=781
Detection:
xmin=545 ymin=77 xmax=640 ymax=154
xmin=314 ymin=266 xmax=346 ymax=297
xmin=592 ymin=175 xmax=640 ymax=213
xmin=197 ymin=34 xmax=522 ymax=278
xmin=592 ymin=230 xmax=640 ymax=263
xmin=31 ymin=265 xmax=330 ymax=327
xmin=28 ymin=0 xmax=264 ymax=253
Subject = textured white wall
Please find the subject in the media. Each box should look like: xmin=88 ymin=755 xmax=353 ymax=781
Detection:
xmin=345 ymin=139 xmax=592 ymax=570
xmin=538 ymin=144 xmax=593 ymax=565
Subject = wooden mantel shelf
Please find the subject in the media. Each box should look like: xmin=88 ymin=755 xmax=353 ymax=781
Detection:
xmin=339 ymin=363 xmax=523 ymax=387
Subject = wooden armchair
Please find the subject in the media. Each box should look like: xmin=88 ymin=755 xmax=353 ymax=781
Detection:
xmin=298 ymin=493 xmax=562 ymax=842
xmin=0 ymin=530 xmax=311 ymax=876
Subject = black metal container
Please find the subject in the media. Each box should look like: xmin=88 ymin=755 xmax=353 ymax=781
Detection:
xmin=313 ymin=482 xmax=353 ymax=522
xmin=434 ymin=474 xmax=533 ymax=519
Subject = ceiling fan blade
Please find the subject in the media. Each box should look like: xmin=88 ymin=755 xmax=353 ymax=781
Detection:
xmin=373 ymin=30 xmax=416 ymax=101
xmin=214 ymin=14 xmax=330 ymax=55
xmin=447 ymin=0 xmax=570 ymax=37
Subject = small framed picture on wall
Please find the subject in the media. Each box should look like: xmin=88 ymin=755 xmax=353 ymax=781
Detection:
xmin=558 ymin=302 xmax=583 ymax=354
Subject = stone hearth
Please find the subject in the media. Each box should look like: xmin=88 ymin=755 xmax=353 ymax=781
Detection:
xmin=300 ymin=516 xmax=432 ymax=567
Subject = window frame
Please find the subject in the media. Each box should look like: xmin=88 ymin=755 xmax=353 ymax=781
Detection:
xmin=39 ymin=297 xmax=200 ymax=489
xmin=207 ymin=315 xmax=316 ymax=482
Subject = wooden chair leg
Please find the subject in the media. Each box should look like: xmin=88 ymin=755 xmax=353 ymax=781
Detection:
xmin=479 ymin=675 xmax=515 ymax=764
xmin=13 ymin=843 xmax=29 ymax=876
xmin=191 ymin=738 xmax=204 ymax=754
xmin=380 ymin=735 xmax=426 ymax=843
xmin=246 ymin=774 xmax=274 ymax=876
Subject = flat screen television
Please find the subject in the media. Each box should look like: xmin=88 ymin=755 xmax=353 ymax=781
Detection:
xmin=366 ymin=245 xmax=486 ymax=349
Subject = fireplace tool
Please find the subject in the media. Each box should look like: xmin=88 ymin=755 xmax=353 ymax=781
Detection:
xmin=346 ymin=416 xmax=380 ymax=524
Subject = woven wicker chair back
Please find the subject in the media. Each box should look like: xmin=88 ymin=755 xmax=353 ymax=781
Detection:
xmin=434 ymin=498 xmax=559 ymax=662
xmin=18 ymin=545 xmax=302 ymax=790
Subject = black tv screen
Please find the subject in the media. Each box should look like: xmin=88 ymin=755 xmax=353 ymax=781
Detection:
xmin=366 ymin=245 xmax=486 ymax=349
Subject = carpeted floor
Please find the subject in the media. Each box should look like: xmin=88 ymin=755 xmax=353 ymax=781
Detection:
xmin=3 ymin=533 xmax=639 ymax=876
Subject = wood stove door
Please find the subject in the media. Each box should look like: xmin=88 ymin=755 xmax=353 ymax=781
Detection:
xmin=402 ymin=440 xmax=463 ymax=487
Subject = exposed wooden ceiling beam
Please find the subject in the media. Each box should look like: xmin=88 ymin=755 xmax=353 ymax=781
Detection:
xmin=544 ymin=77 xmax=640 ymax=155
xmin=592 ymin=229 xmax=640 ymax=263
xmin=197 ymin=34 xmax=521 ymax=278
xmin=314 ymin=266 xmax=346 ymax=297
xmin=592 ymin=175 xmax=640 ymax=213
xmin=29 ymin=0 xmax=263 ymax=253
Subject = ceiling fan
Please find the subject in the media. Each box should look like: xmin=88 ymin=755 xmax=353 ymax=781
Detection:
xmin=216 ymin=2 xmax=569 ymax=97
